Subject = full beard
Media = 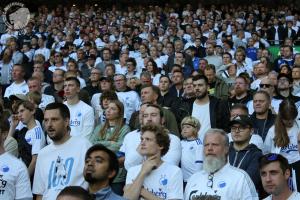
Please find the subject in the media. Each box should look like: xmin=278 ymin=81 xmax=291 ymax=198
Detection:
xmin=203 ymin=155 xmax=226 ymax=173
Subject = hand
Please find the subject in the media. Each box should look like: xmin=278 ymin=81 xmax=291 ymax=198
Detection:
xmin=11 ymin=114 xmax=19 ymax=128
xmin=140 ymin=155 xmax=159 ymax=175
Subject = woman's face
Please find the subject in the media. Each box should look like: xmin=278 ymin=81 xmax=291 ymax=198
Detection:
xmin=146 ymin=61 xmax=154 ymax=72
xmin=105 ymin=102 xmax=120 ymax=120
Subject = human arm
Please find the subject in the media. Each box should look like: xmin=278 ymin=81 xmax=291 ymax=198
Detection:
xmin=140 ymin=188 xmax=164 ymax=200
xmin=28 ymin=155 xmax=37 ymax=177
xmin=8 ymin=114 xmax=19 ymax=137
xmin=123 ymin=156 xmax=161 ymax=200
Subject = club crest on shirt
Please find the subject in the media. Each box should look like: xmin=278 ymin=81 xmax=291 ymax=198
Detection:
xmin=218 ymin=181 xmax=226 ymax=188
xmin=159 ymin=175 xmax=168 ymax=186
xmin=1 ymin=165 xmax=9 ymax=173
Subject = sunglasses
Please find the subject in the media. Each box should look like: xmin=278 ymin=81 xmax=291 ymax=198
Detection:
xmin=259 ymin=84 xmax=271 ymax=88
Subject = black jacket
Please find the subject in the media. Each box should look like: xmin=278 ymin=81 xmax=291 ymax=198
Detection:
xmin=188 ymin=96 xmax=230 ymax=132
xmin=250 ymin=110 xmax=276 ymax=141
xmin=229 ymin=143 xmax=263 ymax=195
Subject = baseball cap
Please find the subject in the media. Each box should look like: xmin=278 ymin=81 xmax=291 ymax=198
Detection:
xmin=229 ymin=115 xmax=253 ymax=127
xmin=9 ymin=94 xmax=28 ymax=101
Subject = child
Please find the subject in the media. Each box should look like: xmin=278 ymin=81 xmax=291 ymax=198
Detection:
xmin=180 ymin=116 xmax=203 ymax=185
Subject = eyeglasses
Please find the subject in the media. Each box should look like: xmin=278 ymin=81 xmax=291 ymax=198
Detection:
xmin=207 ymin=173 xmax=214 ymax=189
xmin=259 ymin=84 xmax=271 ymax=88
xmin=230 ymin=126 xmax=249 ymax=132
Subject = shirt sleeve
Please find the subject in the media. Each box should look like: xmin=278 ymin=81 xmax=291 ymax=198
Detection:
xmin=239 ymin=172 xmax=259 ymax=200
xmin=31 ymin=127 xmax=46 ymax=155
xmin=15 ymin=161 xmax=33 ymax=199
xmin=32 ymin=154 xmax=45 ymax=195
xmin=82 ymin=106 xmax=95 ymax=137
xmin=168 ymin=168 xmax=184 ymax=199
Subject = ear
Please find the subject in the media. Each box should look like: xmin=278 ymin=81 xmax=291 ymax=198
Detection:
xmin=108 ymin=169 xmax=116 ymax=180
xmin=284 ymin=168 xmax=291 ymax=180
xmin=161 ymin=117 xmax=165 ymax=126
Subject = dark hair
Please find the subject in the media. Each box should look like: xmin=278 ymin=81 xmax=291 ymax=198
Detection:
xmin=259 ymin=153 xmax=290 ymax=174
xmin=126 ymin=57 xmax=137 ymax=67
xmin=0 ymin=116 xmax=10 ymax=134
xmin=204 ymin=64 xmax=216 ymax=73
xmin=192 ymin=74 xmax=209 ymax=85
xmin=100 ymin=91 xmax=118 ymax=108
xmin=159 ymin=75 xmax=171 ymax=83
xmin=57 ymin=186 xmax=94 ymax=200
xmin=222 ymin=52 xmax=232 ymax=60
xmin=146 ymin=58 xmax=159 ymax=75
xmin=274 ymin=99 xmax=298 ymax=147
xmin=146 ymin=104 xmax=164 ymax=118
xmin=65 ymin=77 xmax=81 ymax=88
xmin=141 ymin=123 xmax=170 ymax=156
xmin=231 ymin=103 xmax=249 ymax=115
xmin=141 ymin=85 xmax=160 ymax=96
xmin=85 ymin=144 xmax=119 ymax=184
xmin=16 ymin=100 xmax=35 ymax=112
xmin=45 ymin=103 xmax=70 ymax=120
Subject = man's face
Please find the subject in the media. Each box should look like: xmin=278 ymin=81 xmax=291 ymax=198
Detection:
xmin=28 ymin=79 xmax=41 ymax=92
xmin=139 ymin=131 xmax=162 ymax=156
xmin=283 ymin=47 xmax=292 ymax=58
xmin=234 ymin=77 xmax=248 ymax=96
xmin=53 ymin=70 xmax=64 ymax=83
xmin=174 ymin=41 xmax=183 ymax=52
xmin=277 ymin=77 xmax=291 ymax=90
xmin=204 ymin=133 xmax=228 ymax=161
xmin=17 ymin=104 xmax=33 ymax=125
xmin=44 ymin=109 xmax=69 ymax=142
xmin=206 ymin=44 xmax=214 ymax=55
xmin=171 ymin=72 xmax=183 ymax=85
xmin=175 ymin=53 xmax=184 ymax=65
xmin=183 ymin=78 xmax=194 ymax=95
xmin=54 ymin=53 xmax=63 ymax=63
xmin=204 ymin=69 xmax=216 ymax=84
xmin=90 ymin=69 xmax=101 ymax=82
xmin=114 ymin=75 xmax=126 ymax=91
xmin=102 ymin=50 xmax=111 ymax=61
xmin=235 ymin=52 xmax=244 ymax=62
xmin=142 ymin=106 xmax=161 ymax=126
xmin=84 ymin=150 xmax=113 ymax=184
xmin=12 ymin=65 xmax=24 ymax=81
xmin=259 ymin=78 xmax=274 ymax=96
xmin=222 ymin=54 xmax=231 ymax=64
xmin=100 ymin=80 xmax=112 ymax=91
xmin=193 ymin=79 xmax=208 ymax=99
xmin=292 ymin=67 xmax=300 ymax=80
xmin=260 ymin=161 xmax=290 ymax=196
xmin=141 ymin=87 xmax=156 ymax=103
xmin=253 ymin=93 xmax=270 ymax=115
xmin=159 ymin=77 xmax=170 ymax=92
xmin=64 ymin=80 xmax=80 ymax=99
xmin=231 ymin=123 xmax=252 ymax=144
xmin=254 ymin=63 xmax=267 ymax=76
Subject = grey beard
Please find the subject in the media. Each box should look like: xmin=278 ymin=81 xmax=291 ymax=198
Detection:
xmin=203 ymin=155 xmax=226 ymax=173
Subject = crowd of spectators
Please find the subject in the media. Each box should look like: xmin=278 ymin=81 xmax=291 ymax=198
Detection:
xmin=1 ymin=2 xmax=300 ymax=200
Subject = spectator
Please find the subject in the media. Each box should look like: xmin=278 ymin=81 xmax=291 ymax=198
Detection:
xmin=259 ymin=153 xmax=300 ymax=199
xmin=32 ymin=103 xmax=92 ymax=200
xmin=57 ymin=186 xmax=94 ymax=200
xmin=64 ymin=77 xmax=95 ymax=137
xmin=0 ymin=115 xmax=32 ymax=200
xmin=184 ymin=128 xmax=258 ymax=199
xmin=124 ymin=123 xmax=183 ymax=200
xmin=83 ymin=144 xmax=126 ymax=200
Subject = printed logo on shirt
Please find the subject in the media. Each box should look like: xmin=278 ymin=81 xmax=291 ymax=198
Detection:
xmin=0 ymin=174 xmax=8 ymax=195
xmin=218 ymin=181 xmax=226 ymax=188
xmin=0 ymin=165 xmax=9 ymax=173
xmin=70 ymin=119 xmax=80 ymax=126
xmin=147 ymin=188 xmax=167 ymax=199
xmin=188 ymin=191 xmax=221 ymax=200
xmin=281 ymin=144 xmax=298 ymax=153
xmin=159 ymin=175 xmax=168 ymax=186
xmin=47 ymin=156 xmax=74 ymax=189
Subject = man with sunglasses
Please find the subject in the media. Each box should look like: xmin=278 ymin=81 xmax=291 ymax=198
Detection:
xmin=228 ymin=115 xmax=264 ymax=197
xmin=185 ymin=128 xmax=258 ymax=200
xmin=259 ymin=153 xmax=300 ymax=200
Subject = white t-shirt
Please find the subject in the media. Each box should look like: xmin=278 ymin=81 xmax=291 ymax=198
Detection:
xmin=48 ymin=65 xmax=67 ymax=72
xmin=126 ymin=162 xmax=183 ymax=200
xmin=25 ymin=125 xmax=46 ymax=155
xmin=39 ymin=94 xmax=55 ymax=110
xmin=119 ymin=130 xmax=181 ymax=170
xmin=181 ymin=139 xmax=203 ymax=182
xmin=192 ymin=102 xmax=211 ymax=140
xmin=184 ymin=163 xmax=258 ymax=200
xmin=4 ymin=81 xmax=29 ymax=98
xmin=263 ymin=191 xmax=300 ymax=200
xmin=32 ymin=137 xmax=91 ymax=200
xmin=264 ymin=123 xmax=300 ymax=164
xmin=116 ymin=91 xmax=140 ymax=124
xmin=91 ymin=93 xmax=103 ymax=119
xmin=0 ymin=152 xmax=32 ymax=200
xmin=64 ymin=100 xmax=95 ymax=137
xmin=228 ymin=132 xmax=264 ymax=150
